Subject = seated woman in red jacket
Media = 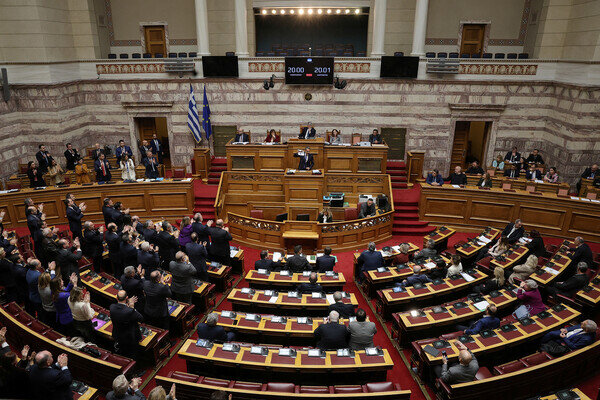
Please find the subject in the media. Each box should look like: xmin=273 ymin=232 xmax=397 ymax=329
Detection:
xmin=516 ymin=279 xmax=547 ymax=315
xmin=264 ymin=129 xmax=281 ymax=143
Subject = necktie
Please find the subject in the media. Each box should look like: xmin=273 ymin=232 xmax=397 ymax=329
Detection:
xmin=101 ymin=161 xmax=106 ymax=176
xmin=152 ymin=160 xmax=155 ymax=171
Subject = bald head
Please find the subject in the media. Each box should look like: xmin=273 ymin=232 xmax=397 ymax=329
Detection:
xmin=150 ymin=270 xmax=160 ymax=282
xmin=117 ymin=290 xmax=128 ymax=302
xmin=35 ymin=351 xmax=52 ymax=367
xmin=458 ymin=349 xmax=472 ymax=365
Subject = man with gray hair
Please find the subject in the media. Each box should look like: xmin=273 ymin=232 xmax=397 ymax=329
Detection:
xmin=41 ymin=227 xmax=60 ymax=264
xmin=299 ymin=122 xmax=316 ymax=139
xmin=197 ymin=312 xmax=235 ymax=342
xmin=28 ymin=350 xmax=72 ymax=399
xmin=169 ymin=251 xmax=197 ymax=303
xmin=56 ymin=237 xmax=82 ymax=282
xmin=569 ymin=236 xmax=593 ymax=271
xmin=356 ymin=242 xmax=384 ymax=282
xmin=540 ymin=319 xmax=597 ymax=356
xmin=314 ymin=310 xmax=348 ymax=350
xmin=121 ymin=265 xmax=145 ymax=312
xmin=106 ymin=374 xmax=145 ymax=400
xmin=396 ymin=264 xmax=433 ymax=290
xmin=501 ymin=218 xmax=524 ymax=245
xmin=413 ymin=239 xmax=437 ymax=261
xmin=328 ymin=291 xmax=355 ymax=318
xmin=546 ymin=262 xmax=590 ymax=298
xmin=137 ymin=241 xmax=160 ymax=274
xmin=436 ymin=340 xmax=479 ymax=384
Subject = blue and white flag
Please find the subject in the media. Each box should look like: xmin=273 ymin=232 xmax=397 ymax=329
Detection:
xmin=188 ymin=84 xmax=202 ymax=143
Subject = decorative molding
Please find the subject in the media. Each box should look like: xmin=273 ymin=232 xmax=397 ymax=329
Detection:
xmin=321 ymin=214 xmax=391 ymax=233
xmin=248 ymin=62 xmax=285 ymax=73
xmin=228 ymin=174 xmax=283 ymax=182
xmin=121 ymin=101 xmax=174 ymax=109
xmin=326 ymin=176 xmax=383 ymax=184
xmin=448 ymin=103 xmax=507 ymax=112
xmin=96 ymin=63 xmax=165 ymax=74
xmin=248 ymin=62 xmax=371 ymax=73
xmin=229 ymin=214 xmax=282 ymax=231
xmin=459 ymin=63 xmax=538 ymax=75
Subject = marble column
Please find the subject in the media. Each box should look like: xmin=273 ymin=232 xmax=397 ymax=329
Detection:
xmin=194 ymin=0 xmax=210 ymax=55
xmin=411 ymin=0 xmax=429 ymax=56
xmin=234 ymin=0 xmax=249 ymax=57
xmin=370 ymin=0 xmax=387 ymax=56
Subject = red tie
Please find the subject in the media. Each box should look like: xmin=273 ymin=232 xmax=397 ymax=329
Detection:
xmin=101 ymin=161 xmax=106 ymax=176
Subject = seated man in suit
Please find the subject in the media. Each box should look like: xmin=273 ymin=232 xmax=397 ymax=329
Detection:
xmin=358 ymin=198 xmax=376 ymax=219
xmin=447 ymin=166 xmax=468 ymax=185
xmin=348 ymin=308 xmax=377 ymax=350
xmin=465 ymin=161 xmax=484 ymax=175
xmin=436 ymin=341 xmax=479 ymax=384
xmin=234 ymin=129 xmax=249 ymax=143
xmin=546 ymin=262 xmax=590 ymax=298
xmin=396 ymin=265 xmax=432 ymax=289
xmin=577 ymin=163 xmax=598 ymax=192
xmin=286 ymin=245 xmax=309 ymax=273
xmin=316 ymin=246 xmax=336 ymax=273
xmin=369 ymin=128 xmax=382 ymax=144
xmin=314 ymin=310 xmax=348 ymax=350
xmin=413 ymin=239 xmax=437 ymax=261
xmin=28 ymin=351 xmax=72 ymax=399
xmin=143 ymin=151 xmax=160 ymax=179
xmin=328 ymin=291 xmax=355 ymax=318
xmin=504 ymin=146 xmax=521 ymax=164
xmin=525 ymin=165 xmax=543 ymax=181
xmin=526 ymin=148 xmax=544 ymax=165
xmin=540 ymin=319 xmax=597 ymax=356
xmin=94 ymin=153 xmax=112 ymax=182
xmin=457 ymin=305 xmax=500 ymax=335
xmin=357 ymin=242 xmax=384 ymax=280
xmin=569 ymin=237 xmax=594 ymax=270
xmin=427 ymin=259 xmax=448 ymax=280
xmin=197 ymin=313 xmax=235 ymax=342
xmin=115 ymin=139 xmax=133 ymax=162
xmin=502 ymin=219 xmax=524 ymax=245
xmin=294 ymin=147 xmax=314 ymax=170
xmin=297 ymin=272 xmax=323 ymax=294
xmin=299 ymin=122 xmax=316 ymax=139
xmin=503 ymin=163 xmax=520 ymax=178
xmin=254 ymin=250 xmax=278 ymax=272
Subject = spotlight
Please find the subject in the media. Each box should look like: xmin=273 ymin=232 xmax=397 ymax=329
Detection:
xmin=261 ymin=9 xmax=267 ymax=14
xmin=263 ymin=80 xmax=269 ymax=90
xmin=345 ymin=9 xmax=350 ymax=14
xmin=334 ymin=76 xmax=347 ymax=90
xmin=336 ymin=9 xmax=341 ymax=14
xmin=327 ymin=9 xmax=332 ymax=14
xmin=271 ymin=9 xmax=276 ymax=14
xmin=317 ymin=9 xmax=322 ymax=14
xmin=308 ymin=8 xmax=313 ymax=14
xmin=290 ymin=9 xmax=295 ymax=14
xmin=280 ymin=9 xmax=285 ymax=14
xmin=355 ymin=8 xmax=360 ymax=14
xmin=299 ymin=8 xmax=304 ymax=14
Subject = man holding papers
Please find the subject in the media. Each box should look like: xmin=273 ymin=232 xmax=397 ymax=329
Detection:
xmin=293 ymin=147 xmax=314 ymax=170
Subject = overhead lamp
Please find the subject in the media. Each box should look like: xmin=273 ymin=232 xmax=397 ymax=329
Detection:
xmin=355 ymin=9 xmax=360 ymax=14
xmin=261 ymin=9 xmax=267 ymax=14
xmin=317 ymin=9 xmax=322 ymax=14
xmin=345 ymin=9 xmax=350 ymax=14
xmin=308 ymin=8 xmax=313 ymax=14
xmin=271 ymin=9 xmax=277 ymax=14
xmin=327 ymin=9 xmax=332 ymax=14
xmin=280 ymin=9 xmax=285 ymax=14
xmin=299 ymin=8 xmax=304 ymax=14
xmin=290 ymin=9 xmax=295 ymax=14
xmin=336 ymin=9 xmax=341 ymax=14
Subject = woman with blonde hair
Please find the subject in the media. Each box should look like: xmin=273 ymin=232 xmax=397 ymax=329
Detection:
xmin=47 ymin=159 xmax=65 ymax=185
xmin=474 ymin=266 xmax=506 ymax=295
xmin=148 ymin=383 xmax=177 ymax=400
xmin=509 ymin=254 xmax=539 ymax=284
xmin=68 ymin=286 xmax=95 ymax=342
xmin=38 ymin=272 xmax=56 ymax=328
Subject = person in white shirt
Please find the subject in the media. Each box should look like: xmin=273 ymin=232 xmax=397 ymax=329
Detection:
xmin=446 ymin=254 xmax=463 ymax=277
xmin=120 ymin=154 xmax=136 ymax=181
xmin=68 ymin=286 xmax=95 ymax=342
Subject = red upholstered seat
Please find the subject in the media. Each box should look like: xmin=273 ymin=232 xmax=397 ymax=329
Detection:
xmin=440 ymin=331 xmax=464 ymax=341
xmin=202 ymin=377 xmax=230 ymax=388
xmin=366 ymin=382 xmax=396 ymax=392
xmin=475 ymin=367 xmax=493 ymax=380
xmin=170 ymin=371 xmax=199 ymax=382
xmin=232 ymin=381 xmax=263 ymax=391
xmin=345 ymin=208 xmax=358 ymax=221
xmin=5 ymin=302 xmax=21 ymax=315
xmin=299 ymin=386 xmax=330 ymax=394
xmin=333 ymin=385 xmax=364 ymax=394
xmin=266 ymin=382 xmax=296 ymax=393
xmin=521 ymin=352 xmax=553 ymax=367
xmin=250 ymin=209 xmax=264 ymax=219
xmin=103 ymin=352 xmax=131 ymax=366
xmin=29 ymin=320 xmax=49 ymax=333
xmin=43 ymin=330 xmax=64 ymax=341
xmin=7 ymin=182 xmax=21 ymax=190
xmin=493 ymin=360 xmax=527 ymax=375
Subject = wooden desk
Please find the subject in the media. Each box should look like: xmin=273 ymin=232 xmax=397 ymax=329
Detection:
xmin=179 ymin=341 xmax=394 ymax=385
xmin=353 ymin=242 xmax=420 ymax=279
xmin=465 ymin=174 xmax=569 ymax=194
xmin=391 ymin=289 xmax=517 ymax=345
xmin=245 ymin=270 xmax=346 ymax=292
xmin=531 ymin=244 xmax=572 ymax=286
xmin=376 ymin=269 xmax=488 ymax=319
xmin=541 ymin=389 xmax=591 ymax=400
xmin=0 ymin=179 xmax=194 ymax=229
xmin=225 ymin=138 xmax=388 ymax=174
xmin=423 ymin=226 xmax=456 ymax=251
xmin=73 ymin=383 xmax=98 ymax=400
xmin=419 ymin=185 xmax=600 ymax=241
xmin=228 ymin=288 xmax=358 ymax=316
xmin=456 ymin=228 xmax=501 ymax=259
xmin=489 ymin=244 xmax=529 ymax=271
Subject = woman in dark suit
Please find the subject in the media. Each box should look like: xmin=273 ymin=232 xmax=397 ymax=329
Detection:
xmin=26 ymin=161 xmax=45 ymax=188
xmin=477 ymin=173 xmax=493 ymax=188
xmin=526 ymin=230 xmax=545 ymax=257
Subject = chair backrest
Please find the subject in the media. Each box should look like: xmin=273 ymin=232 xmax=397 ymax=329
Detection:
xmin=143 ymin=53 xmax=152 ymax=58
xmin=250 ymin=209 xmax=264 ymax=219
xmin=344 ymin=208 xmax=358 ymax=221
xmin=352 ymin=133 xmax=362 ymax=145
xmin=526 ymin=185 xmax=535 ymax=192
xmin=557 ymin=188 xmax=568 ymax=196
xmin=171 ymin=166 xmax=186 ymax=179
xmin=502 ymin=182 xmax=512 ymax=190
xmin=586 ymin=192 xmax=597 ymax=200
xmin=482 ymin=53 xmax=493 ymax=59
xmin=518 ymin=53 xmax=529 ymax=59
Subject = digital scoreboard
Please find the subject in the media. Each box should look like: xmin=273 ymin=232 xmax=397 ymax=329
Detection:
xmin=285 ymin=57 xmax=335 ymax=85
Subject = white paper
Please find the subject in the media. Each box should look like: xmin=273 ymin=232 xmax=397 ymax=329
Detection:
xmin=570 ymin=196 xmax=580 ymax=200
xmin=473 ymin=300 xmax=490 ymax=312
xmin=241 ymin=288 xmax=252 ymax=294
xmin=230 ymin=249 xmax=238 ymax=258
xmin=280 ymin=270 xmax=290 ymax=276
xmin=452 ymin=185 xmax=461 ymax=188
xmin=591 ymin=199 xmax=600 ymax=203
xmin=273 ymin=252 xmax=282 ymax=262
xmin=268 ymin=296 xmax=278 ymax=303
xmin=543 ymin=267 xmax=560 ymax=275
xmin=365 ymin=347 xmax=378 ymax=356
xmin=245 ymin=313 xmax=257 ymax=320
xmin=326 ymin=294 xmax=335 ymax=305
xmin=479 ymin=237 xmax=491 ymax=244
xmin=391 ymin=245 xmax=401 ymax=252
xmin=461 ymin=272 xmax=475 ymax=282
xmin=581 ymin=198 xmax=591 ymax=202
xmin=308 ymin=349 xmax=321 ymax=357
xmin=257 ymin=269 xmax=268 ymax=275
xmin=287 ymin=291 xmax=298 ymax=298
xmin=251 ymin=346 xmax=264 ymax=354
xmin=534 ymin=179 xmax=544 ymax=183
xmin=312 ymin=169 xmax=320 ymax=174
xmin=297 ymin=317 xmax=308 ymax=324
xmin=424 ymin=262 xmax=436 ymax=270
xmin=279 ymin=348 xmax=292 ymax=356
xmin=221 ymin=311 xmax=234 ymax=318
xmin=311 ymin=292 xmax=323 ymax=298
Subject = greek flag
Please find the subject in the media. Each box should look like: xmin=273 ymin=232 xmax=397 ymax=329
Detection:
xmin=187 ymin=84 xmax=202 ymax=143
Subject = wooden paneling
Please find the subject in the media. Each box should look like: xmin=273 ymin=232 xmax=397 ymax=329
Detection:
xmin=470 ymin=201 xmax=513 ymax=224
xmin=193 ymin=147 xmax=211 ymax=180
xmin=144 ymin=26 xmax=166 ymax=56
xmin=407 ymin=151 xmax=425 ymax=183
xmin=460 ymin=24 xmax=485 ymax=56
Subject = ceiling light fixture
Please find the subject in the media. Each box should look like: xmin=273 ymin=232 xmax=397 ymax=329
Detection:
xmin=317 ymin=9 xmax=322 ymax=14
xmin=299 ymin=8 xmax=304 ymax=14
xmin=271 ymin=9 xmax=277 ymax=14
xmin=327 ymin=9 xmax=332 ymax=14
xmin=280 ymin=9 xmax=285 ymax=14
xmin=290 ymin=9 xmax=294 ymax=14
xmin=336 ymin=9 xmax=341 ymax=14
xmin=261 ymin=9 xmax=267 ymax=14
xmin=345 ymin=9 xmax=350 ymax=14
xmin=308 ymin=8 xmax=313 ymax=14
xmin=355 ymin=8 xmax=360 ymax=14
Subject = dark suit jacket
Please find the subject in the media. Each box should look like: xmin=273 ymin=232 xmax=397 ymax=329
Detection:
xmin=562 ymin=324 xmax=596 ymax=349
xmin=142 ymin=227 xmax=158 ymax=245
xmin=526 ymin=154 xmax=544 ymax=164
xmin=286 ymin=254 xmax=310 ymax=273
xmin=156 ymin=231 xmax=179 ymax=265
xmin=0 ymin=258 xmax=17 ymax=289
xmin=526 ymin=236 xmax=546 ymax=257
xmin=120 ymin=243 xmax=139 ymax=270
xmin=27 ymin=213 xmax=43 ymax=241
xmin=234 ymin=133 xmax=250 ymax=142
xmin=526 ymin=170 xmax=542 ymax=180
xmin=464 ymin=316 xmax=500 ymax=335
xmin=502 ymin=223 xmax=525 ymax=244
xmin=94 ymin=159 xmax=112 ymax=181
xmin=503 ymin=168 xmax=520 ymax=178
xmin=28 ymin=168 xmax=45 ymax=187
xmin=581 ymin=167 xmax=598 ymax=180
xmin=105 ymin=231 xmax=121 ymax=256
xmin=207 ymin=227 xmax=232 ymax=260
xmin=570 ymin=243 xmax=593 ymax=268
xmin=369 ymin=134 xmax=382 ymax=144
xmin=553 ymin=273 xmax=590 ymax=297
xmin=254 ymin=258 xmax=277 ymax=271
xmin=110 ymin=302 xmax=143 ymax=346
xmin=56 ymin=247 xmax=82 ymax=279
xmin=197 ymin=323 xmax=228 ymax=342
xmin=504 ymin=151 xmax=521 ymax=163
xmin=139 ymin=145 xmax=152 ymax=161
xmin=63 ymin=149 xmax=79 ymax=170
xmin=314 ymin=322 xmax=348 ymax=350
xmin=465 ymin=166 xmax=484 ymax=175
xmin=192 ymin=221 xmax=210 ymax=243
xmin=102 ymin=205 xmax=115 ymax=227
xmin=91 ymin=148 xmax=105 ymax=160
xmin=137 ymin=250 xmax=160 ymax=274
xmin=66 ymin=205 xmax=83 ymax=237
xmin=297 ymin=282 xmax=324 ymax=294
xmin=143 ymin=280 xmax=171 ymax=318
xmin=185 ymin=242 xmax=208 ymax=276
xmin=29 ymin=364 xmax=72 ymax=400
xmin=150 ymin=139 xmax=162 ymax=155
xmin=328 ymin=301 xmax=356 ymax=318
xmin=35 ymin=151 xmax=54 ymax=173
xmin=359 ymin=202 xmax=376 ymax=218
xmin=121 ymin=274 xmax=145 ymax=300
xmin=448 ymin=173 xmax=468 ymax=185
xmin=357 ymin=250 xmax=384 ymax=272
xmin=294 ymin=153 xmax=314 ymax=170
xmin=82 ymin=229 xmax=103 ymax=258
xmin=115 ymin=146 xmax=133 ymax=162
xmin=316 ymin=255 xmax=336 ymax=273
xmin=143 ymin=157 xmax=159 ymax=179
xmin=299 ymin=127 xmax=316 ymax=139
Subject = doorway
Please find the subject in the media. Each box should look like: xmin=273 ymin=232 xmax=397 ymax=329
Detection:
xmin=380 ymin=127 xmax=406 ymax=160
xmin=212 ymin=125 xmax=237 ymax=157
xmin=450 ymin=121 xmax=491 ymax=173
xmin=135 ymin=117 xmax=170 ymax=166
xmin=460 ymin=24 xmax=486 ymax=56
xmin=144 ymin=25 xmax=166 ymax=56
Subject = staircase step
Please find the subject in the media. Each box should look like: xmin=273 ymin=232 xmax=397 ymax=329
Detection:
xmin=208 ymin=172 xmax=222 ymax=179
xmin=211 ymin=157 xmax=227 ymax=165
xmin=387 ymin=161 xmax=406 ymax=169
xmin=392 ymin=183 xmax=408 ymax=189
xmin=391 ymin=176 xmax=408 ymax=182
xmin=393 ymin=220 xmax=429 ymax=227
xmin=207 ymin=178 xmax=220 ymax=185
xmin=210 ymin=165 xmax=227 ymax=172
xmin=194 ymin=199 xmax=215 ymax=205
xmin=394 ymin=212 xmax=419 ymax=220
xmin=388 ymin=170 xmax=407 ymax=176
xmin=393 ymin=205 xmax=419 ymax=212
xmin=392 ymin=226 xmax=435 ymax=235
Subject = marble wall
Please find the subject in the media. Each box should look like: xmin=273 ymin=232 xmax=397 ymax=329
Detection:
xmin=1 ymin=78 xmax=598 ymax=189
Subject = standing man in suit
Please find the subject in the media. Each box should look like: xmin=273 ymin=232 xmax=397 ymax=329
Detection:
xmin=207 ymin=219 xmax=232 ymax=265
xmin=369 ymin=129 xmax=382 ymax=144
xmin=137 ymin=241 xmax=160 ymax=274
xmin=359 ymin=198 xmax=376 ymax=219
xmin=185 ymin=233 xmax=209 ymax=281
xmin=504 ymin=146 xmax=521 ymax=164
xmin=28 ymin=351 xmax=72 ymax=400
xmin=316 ymin=247 xmax=336 ymax=273
xmin=110 ymin=290 xmax=143 ymax=361
xmin=105 ymin=223 xmax=123 ymax=278
xmin=82 ymin=221 xmax=104 ymax=273
xmin=156 ymin=222 xmax=179 ymax=268
xmin=143 ymin=151 xmax=160 ymax=179
xmin=65 ymin=196 xmax=85 ymax=240
xmin=286 ymin=245 xmax=310 ymax=273
xmin=102 ymin=198 xmax=117 ymax=227
xmin=26 ymin=206 xmax=44 ymax=260
xmin=143 ymin=270 xmax=171 ymax=329
xmin=115 ymin=140 xmax=133 ymax=163
xmin=294 ymin=147 xmax=314 ymax=170
xmin=120 ymin=234 xmax=139 ymax=272
xmin=234 ymin=129 xmax=249 ymax=143
xmin=150 ymin=133 xmax=164 ymax=163
xmin=314 ymin=310 xmax=348 ymax=350
xmin=297 ymin=272 xmax=323 ymax=294
xmin=357 ymin=242 xmax=384 ymax=281
xmin=192 ymin=213 xmax=210 ymax=244
xmin=94 ymin=153 xmax=112 ymax=182
xmin=299 ymin=122 xmax=316 ymax=139
xmin=569 ymin=237 xmax=594 ymax=269
xmin=121 ymin=265 xmax=145 ymax=313
xmin=501 ymin=219 xmax=525 ymax=245
xmin=63 ymin=143 xmax=80 ymax=171
xmin=328 ymin=291 xmax=355 ymax=318
xmin=169 ymin=251 xmax=197 ymax=303
xmin=91 ymin=143 xmax=105 ymax=160
xmin=139 ymin=140 xmax=152 ymax=163
xmin=56 ymin=238 xmax=83 ymax=282
xmin=35 ymin=144 xmax=53 ymax=173
xmin=546 ymin=262 xmax=590 ymax=298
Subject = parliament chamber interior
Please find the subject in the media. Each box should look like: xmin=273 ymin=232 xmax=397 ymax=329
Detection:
xmin=1 ymin=0 xmax=600 ymax=399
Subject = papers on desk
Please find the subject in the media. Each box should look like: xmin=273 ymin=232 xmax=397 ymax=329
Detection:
xmin=278 ymin=348 xmax=293 ymax=356
xmin=312 ymin=169 xmax=320 ymax=174
xmin=391 ymin=245 xmax=401 ymax=253
xmin=241 ymin=287 xmax=253 ymax=294
xmin=268 ymin=296 xmax=278 ymax=303
xmin=424 ymin=262 xmax=436 ymax=270
xmin=257 ymin=269 xmax=268 ymax=275
xmin=251 ymin=346 xmax=265 ymax=354
xmin=452 ymin=185 xmax=461 ymax=188
xmin=308 ymin=349 xmax=322 ymax=357
xmin=307 ymin=255 xmax=317 ymax=263
xmin=297 ymin=317 xmax=309 ymax=324
xmin=571 ymin=196 xmax=580 ymax=201
xmin=519 ymin=237 xmax=532 ymax=244
xmin=232 ymin=141 xmax=250 ymax=145
xmin=473 ymin=300 xmax=490 ymax=312
xmin=534 ymin=179 xmax=544 ymax=183
xmin=311 ymin=292 xmax=323 ymax=299
xmin=230 ymin=249 xmax=238 ymax=258
xmin=580 ymin=198 xmax=591 ymax=202
xmin=326 ymin=294 xmax=335 ymax=305
xmin=273 ymin=252 xmax=282 ymax=262
xmin=461 ymin=272 xmax=475 ymax=282
xmin=543 ymin=267 xmax=560 ymax=275
xmin=263 ymin=142 xmax=274 ymax=145
xmin=181 ymin=177 xmax=192 ymax=182
xmin=280 ymin=270 xmax=290 ymax=276
xmin=478 ymin=236 xmax=492 ymax=244
xmin=591 ymin=199 xmax=600 ymax=203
